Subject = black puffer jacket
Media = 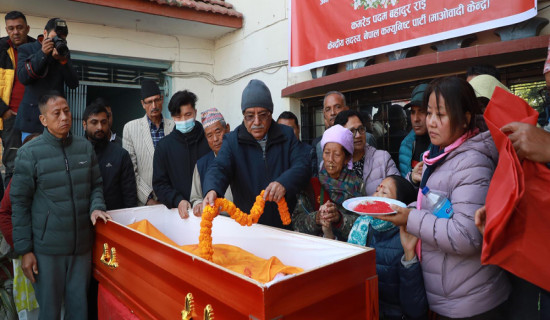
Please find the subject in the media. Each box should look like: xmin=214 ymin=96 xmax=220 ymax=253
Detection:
xmin=11 ymin=129 xmax=106 ymax=255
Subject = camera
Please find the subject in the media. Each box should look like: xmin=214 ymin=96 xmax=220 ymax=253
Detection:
xmin=52 ymin=19 xmax=69 ymax=57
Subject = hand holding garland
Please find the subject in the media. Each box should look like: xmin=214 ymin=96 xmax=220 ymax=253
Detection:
xmin=199 ymin=190 xmax=291 ymax=261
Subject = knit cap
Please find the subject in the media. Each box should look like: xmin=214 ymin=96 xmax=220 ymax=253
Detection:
xmin=201 ymin=108 xmax=225 ymax=128
xmin=404 ymin=83 xmax=428 ymax=109
xmin=241 ymin=79 xmax=273 ymax=113
xmin=320 ymin=124 xmax=354 ymax=169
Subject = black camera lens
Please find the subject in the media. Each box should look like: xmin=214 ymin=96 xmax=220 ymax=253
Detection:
xmin=52 ymin=36 xmax=69 ymax=57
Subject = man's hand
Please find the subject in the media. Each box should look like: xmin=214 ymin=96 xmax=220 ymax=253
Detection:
xmin=411 ymin=161 xmax=424 ymax=184
xmin=264 ymin=182 xmax=286 ymax=202
xmin=193 ymin=203 xmax=204 ymax=217
xmin=91 ymin=210 xmax=111 ymax=226
xmin=2 ymin=109 xmax=14 ymax=120
xmin=51 ymin=48 xmax=68 ymax=64
xmin=501 ymin=122 xmax=550 ymax=163
xmin=177 ymin=200 xmax=191 ymax=219
xmin=146 ymin=198 xmax=161 ymax=206
xmin=474 ymin=205 xmax=486 ymax=236
xmin=21 ymin=252 xmax=38 ymax=283
xmin=202 ymin=190 xmax=218 ymax=209
xmin=41 ymin=37 xmax=54 ymax=55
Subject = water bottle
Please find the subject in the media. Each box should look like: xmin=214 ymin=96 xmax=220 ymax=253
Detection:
xmin=421 ymin=187 xmax=454 ymax=219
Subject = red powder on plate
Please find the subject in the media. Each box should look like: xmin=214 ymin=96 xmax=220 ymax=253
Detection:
xmin=354 ymin=201 xmax=393 ymax=214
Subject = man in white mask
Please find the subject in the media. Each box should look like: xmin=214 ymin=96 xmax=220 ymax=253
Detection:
xmin=152 ymin=90 xmax=210 ymax=218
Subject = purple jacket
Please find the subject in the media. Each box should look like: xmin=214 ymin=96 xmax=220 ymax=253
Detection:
xmin=407 ymin=131 xmax=510 ymax=318
xmin=363 ymin=144 xmax=400 ymax=195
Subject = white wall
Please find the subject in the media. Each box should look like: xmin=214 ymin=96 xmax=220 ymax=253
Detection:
xmin=0 ymin=14 xmax=217 ymax=120
xmin=1 ymin=3 xmax=312 ymax=129
xmin=208 ymin=0 xmax=309 ymax=127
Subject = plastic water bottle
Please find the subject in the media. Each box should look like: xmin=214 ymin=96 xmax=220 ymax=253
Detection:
xmin=421 ymin=187 xmax=454 ymax=219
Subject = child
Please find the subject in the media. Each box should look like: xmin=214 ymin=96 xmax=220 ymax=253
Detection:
xmin=323 ymin=175 xmax=428 ymax=320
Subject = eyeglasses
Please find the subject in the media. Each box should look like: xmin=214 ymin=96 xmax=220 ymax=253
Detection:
xmin=143 ymin=97 xmax=163 ymax=106
xmin=244 ymin=112 xmax=271 ymax=122
xmin=349 ymin=126 xmax=366 ymax=136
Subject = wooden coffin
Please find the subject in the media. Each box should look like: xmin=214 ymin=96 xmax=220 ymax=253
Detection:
xmin=93 ymin=205 xmax=378 ymax=319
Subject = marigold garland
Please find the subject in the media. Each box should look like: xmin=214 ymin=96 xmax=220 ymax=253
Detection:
xmin=199 ymin=190 xmax=291 ymax=261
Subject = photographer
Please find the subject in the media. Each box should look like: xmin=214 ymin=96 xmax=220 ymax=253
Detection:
xmin=15 ymin=18 xmax=78 ymax=139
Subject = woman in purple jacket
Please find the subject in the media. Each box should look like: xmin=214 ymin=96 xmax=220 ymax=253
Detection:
xmin=380 ymin=77 xmax=510 ymax=319
xmin=334 ymin=110 xmax=400 ymax=195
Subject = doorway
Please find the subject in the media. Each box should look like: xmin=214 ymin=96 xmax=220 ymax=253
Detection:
xmin=66 ymin=54 xmax=170 ymax=137
xmin=86 ymin=86 xmax=142 ymax=137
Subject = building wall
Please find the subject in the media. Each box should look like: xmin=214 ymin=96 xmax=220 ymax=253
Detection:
xmin=4 ymin=2 xmax=549 ymax=129
xmin=208 ymin=0 xmax=309 ymax=127
xmin=0 ymin=5 xmax=309 ymax=129
xmin=0 ymin=14 xmax=217 ymax=122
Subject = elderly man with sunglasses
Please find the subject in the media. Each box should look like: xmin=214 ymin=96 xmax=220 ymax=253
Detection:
xmin=202 ymin=79 xmax=310 ymax=229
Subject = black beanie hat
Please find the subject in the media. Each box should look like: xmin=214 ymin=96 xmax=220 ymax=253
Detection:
xmin=141 ymin=80 xmax=161 ymax=100
xmin=241 ymin=79 xmax=273 ymax=113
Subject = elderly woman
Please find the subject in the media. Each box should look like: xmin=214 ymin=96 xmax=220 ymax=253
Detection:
xmin=380 ymin=77 xmax=510 ymax=319
xmin=292 ymin=125 xmax=363 ymax=240
xmin=334 ymin=110 xmax=400 ymax=195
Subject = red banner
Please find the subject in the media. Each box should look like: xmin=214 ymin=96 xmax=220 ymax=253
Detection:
xmin=289 ymin=0 xmax=537 ymax=72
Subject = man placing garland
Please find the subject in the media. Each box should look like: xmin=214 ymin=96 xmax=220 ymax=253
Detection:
xmin=202 ymin=79 xmax=310 ymax=229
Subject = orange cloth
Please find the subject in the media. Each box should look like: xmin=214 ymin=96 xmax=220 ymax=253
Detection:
xmin=127 ymin=220 xmax=303 ymax=283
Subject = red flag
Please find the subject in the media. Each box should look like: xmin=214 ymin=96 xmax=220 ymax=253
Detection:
xmin=483 ymin=87 xmax=550 ymax=291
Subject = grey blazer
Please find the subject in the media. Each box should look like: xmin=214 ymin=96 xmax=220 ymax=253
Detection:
xmin=122 ymin=115 xmax=174 ymax=205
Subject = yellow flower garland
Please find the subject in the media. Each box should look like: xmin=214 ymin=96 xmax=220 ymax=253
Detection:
xmin=199 ymin=190 xmax=291 ymax=261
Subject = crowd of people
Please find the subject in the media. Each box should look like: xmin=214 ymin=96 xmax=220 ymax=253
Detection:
xmin=1 ymin=10 xmax=549 ymax=320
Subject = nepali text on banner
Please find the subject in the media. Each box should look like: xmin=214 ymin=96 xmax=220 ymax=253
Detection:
xmin=289 ymin=0 xmax=537 ymax=72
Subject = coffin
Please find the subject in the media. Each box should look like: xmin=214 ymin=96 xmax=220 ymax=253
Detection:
xmin=93 ymin=205 xmax=378 ymax=319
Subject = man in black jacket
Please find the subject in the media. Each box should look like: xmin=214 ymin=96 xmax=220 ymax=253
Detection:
xmin=202 ymin=79 xmax=311 ymax=229
xmin=15 ymin=17 xmax=78 ymax=138
xmin=83 ymin=100 xmax=137 ymax=210
xmin=153 ymin=90 xmax=210 ymax=219
xmin=0 ymin=11 xmax=35 ymax=186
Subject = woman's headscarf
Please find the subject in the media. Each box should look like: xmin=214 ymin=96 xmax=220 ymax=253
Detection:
xmin=320 ymin=124 xmax=354 ymax=170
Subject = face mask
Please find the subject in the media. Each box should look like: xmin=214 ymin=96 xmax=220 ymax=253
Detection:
xmin=175 ymin=118 xmax=195 ymax=134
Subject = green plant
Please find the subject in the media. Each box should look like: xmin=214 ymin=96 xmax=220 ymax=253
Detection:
xmin=353 ymin=0 xmax=399 ymax=10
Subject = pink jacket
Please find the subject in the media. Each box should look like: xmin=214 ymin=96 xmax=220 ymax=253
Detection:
xmin=362 ymin=144 xmax=400 ymax=195
xmin=407 ymin=131 xmax=510 ymax=318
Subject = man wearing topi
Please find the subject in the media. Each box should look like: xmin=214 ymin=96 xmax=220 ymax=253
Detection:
xmin=202 ymin=79 xmax=310 ymax=229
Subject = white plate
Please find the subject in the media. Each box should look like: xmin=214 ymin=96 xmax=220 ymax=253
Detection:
xmin=342 ymin=197 xmax=406 ymax=216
